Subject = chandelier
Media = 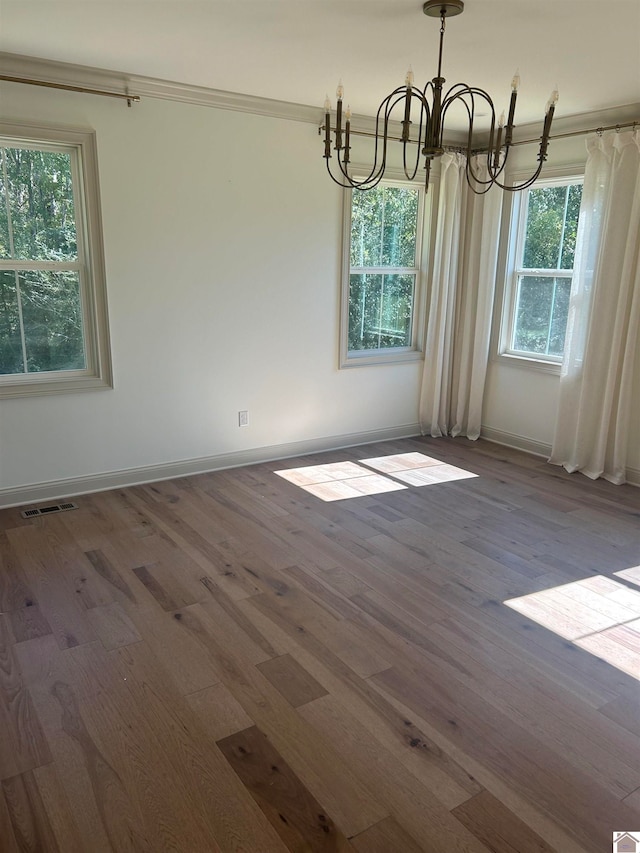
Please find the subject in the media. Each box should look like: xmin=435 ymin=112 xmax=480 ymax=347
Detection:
xmin=322 ymin=0 xmax=558 ymax=193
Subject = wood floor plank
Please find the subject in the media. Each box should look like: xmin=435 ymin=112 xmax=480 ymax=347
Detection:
xmin=121 ymin=598 xmax=221 ymax=696
xmin=83 ymin=548 xmax=138 ymax=605
xmin=200 ymin=573 xmax=280 ymax=658
xmin=186 ymin=682 xmax=255 ymax=741
xmin=257 ymin=653 xmax=329 ymax=708
xmin=110 ymin=641 xmax=289 ymax=852
xmin=7 ymin=526 xmax=96 ymax=650
xmin=32 ymin=763 xmax=85 ymax=853
xmin=0 ymin=784 xmax=21 ymax=853
xmin=85 ymin=602 xmax=142 ymax=651
xmin=244 ymin=593 xmax=484 ymax=810
xmin=424 ymin=616 xmax=640 ymax=798
xmin=173 ymin=603 xmax=388 ymax=837
xmin=218 ymin=725 xmax=355 ymax=850
xmin=5 ymin=605 xmax=52 ymax=644
xmin=24 ymin=638 xmax=190 ymax=852
xmin=351 ymin=816 xmax=429 ymax=853
xmin=2 ymin=771 xmax=61 ymax=852
xmin=367 ymin=677 xmax=592 ymax=853
xmin=452 ymin=790 xmax=558 ymax=853
xmin=132 ymin=563 xmax=200 ymax=611
xmin=0 ymin=534 xmax=36 ymax=614
xmin=299 ymin=692 xmax=491 ymax=852
xmin=1 ymin=436 xmax=639 ymax=852
xmin=372 ymin=661 xmax=638 ymax=852
xmin=0 ymin=617 xmax=52 ymax=779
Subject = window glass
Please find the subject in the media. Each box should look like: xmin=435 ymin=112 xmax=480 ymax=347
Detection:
xmin=1 ymin=147 xmax=78 ymax=261
xmin=513 ymin=275 xmax=571 ymax=357
xmin=522 ymin=183 xmax=581 ymax=270
xmin=344 ymin=182 xmax=424 ymax=363
xmin=350 ymin=186 xmax=419 ymax=268
xmin=504 ymin=176 xmax=583 ymax=363
xmin=348 ymin=273 xmax=415 ymax=350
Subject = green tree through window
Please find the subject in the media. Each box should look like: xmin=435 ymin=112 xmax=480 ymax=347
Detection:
xmin=509 ymin=178 xmax=583 ymax=359
xmin=348 ymin=183 xmax=422 ymax=353
xmin=0 ymin=144 xmax=86 ymax=375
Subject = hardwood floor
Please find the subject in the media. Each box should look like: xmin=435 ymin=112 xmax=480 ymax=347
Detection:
xmin=1 ymin=436 xmax=639 ymax=852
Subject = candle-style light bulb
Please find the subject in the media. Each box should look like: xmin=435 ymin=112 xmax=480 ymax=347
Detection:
xmin=545 ymin=88 xmax=559 ymax=114
xmin=323 ymin=95 xmax=332 ymax=160
xmin=345 ymin=104 xmax=352 ymax=121
xmin=405 ymin=66 xmax=414 ymax=88
xmin=506 ymin=69 xmax=519 ymax=141
xmin=335 ymin=82 xmax=344 ymax=151
xmin=499 ymin=110 xmax=506 ymax=128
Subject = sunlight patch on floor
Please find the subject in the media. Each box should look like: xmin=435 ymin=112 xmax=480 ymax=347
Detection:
xmin=274 ymin=461 xmax=407 ymax=502
xmin=361 ymin=452 xmax=478 ymax=486
xmin=274 ymin=453 xmax=477 ymax=502
xmin=505 ymin=575 xmax=640 ymax=681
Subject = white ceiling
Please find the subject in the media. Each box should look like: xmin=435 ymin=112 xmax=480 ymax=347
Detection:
xmin=2 ymin=0 xmax=640 ymax=128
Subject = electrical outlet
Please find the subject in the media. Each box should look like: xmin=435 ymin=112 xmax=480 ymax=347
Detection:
xmin=238 ymin=410 xmax=249 ymax=427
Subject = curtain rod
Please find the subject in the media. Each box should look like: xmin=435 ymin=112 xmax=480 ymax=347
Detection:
xmin=510 ymin=119 xmax=639 ymax=147
xmin=322 ymin=119 xmax=640 ymax=151
xmin=0 ymin=75 xmax=140 ymax=106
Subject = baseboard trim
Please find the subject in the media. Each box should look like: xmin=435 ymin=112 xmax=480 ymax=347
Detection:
xmin=480 ymin=426 xmax=552 ymax=459
xmin=626 ymin=466 xmax=640 ymax=487
xmin=481 ymin=426 xmax=640 ymax=488
xmin=0 ymin=423 xmax=421 ymax=509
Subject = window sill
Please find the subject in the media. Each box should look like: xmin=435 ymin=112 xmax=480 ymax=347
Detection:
xmin=496 ymin=351 xmax=562 ymax=376
xmin=0 ymin=372 xmax=113 ymax=399
xmin=340 ymin=349 xmax=423 ymax=369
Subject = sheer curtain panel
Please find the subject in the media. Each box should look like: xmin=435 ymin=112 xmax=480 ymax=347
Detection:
xmin=550 ymin=129 xmax=640 ymax=484
xmin=419 ymin=155 xmax=503 ymax=439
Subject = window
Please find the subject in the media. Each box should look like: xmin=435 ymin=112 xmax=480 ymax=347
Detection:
xmin=0 ymin=122 xmax=112 ymax=397
xmin=340 ymin=179 xmax=428 ymax=367
xmin=500 ymin=175 xmax=583 ymax=367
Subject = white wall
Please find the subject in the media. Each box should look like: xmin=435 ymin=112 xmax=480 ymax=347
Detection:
xmin=1 ymin=82 xmax=637 ymax=503
xmin=481 ymin=134 xmax=587 ymax=454
xmin=0 ymin=84 xmax=423 ymax=501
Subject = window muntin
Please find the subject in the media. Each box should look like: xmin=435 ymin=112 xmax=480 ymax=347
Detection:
xmin=503 ymin=177 xmax=583 ymax=364
xmin=0 ymin=124 xmax=111 ymax=397
xmin=342 ymin=180 xmax=426 ymax=365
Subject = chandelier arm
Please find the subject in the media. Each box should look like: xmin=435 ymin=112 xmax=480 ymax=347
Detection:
xmin=325 ymin=157 xmax=362 ymax=188
xmin=331 ymin=93 xmax=408 ymax=190
xmin=465 ymin=152 xmax=498 ymax=191
xmin=403 ymin=90 xmax=432 ymax=180
xmin=440 ymin=89 xmax=513 ymax=188
xmin=330 ymin=93 xmax=398 ymax=189
xmin=439 ymin=88 xmax=474 ymax=131
xmin=464 ymin=161 xmax=496 ymax=195
xmin=495 ymin=160 xmax=546 ymax=192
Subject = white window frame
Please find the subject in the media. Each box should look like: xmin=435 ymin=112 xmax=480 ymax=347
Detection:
xmin=496 ymin=166 xmax=584 ymax=375
xmin=339 ymin=171 xmax=432 ymax=368
xmin=0 ymin=120 xmax=112 ymax=398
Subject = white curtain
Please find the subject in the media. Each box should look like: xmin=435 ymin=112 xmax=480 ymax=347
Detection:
xmin=419 ymin=154 xmax=503 ymax=439
xmin=550 ymin=129 xmax=640 ymax=484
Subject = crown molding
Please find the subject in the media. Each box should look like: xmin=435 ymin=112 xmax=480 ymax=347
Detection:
xmin=0 ymin=51 xmax=323 ymax=126
xmin=2 ymin=51 xmax=638 ymax=144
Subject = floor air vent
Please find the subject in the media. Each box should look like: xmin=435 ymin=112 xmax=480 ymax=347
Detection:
xmin=21 ymin=501 xmax=78 ymax=519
